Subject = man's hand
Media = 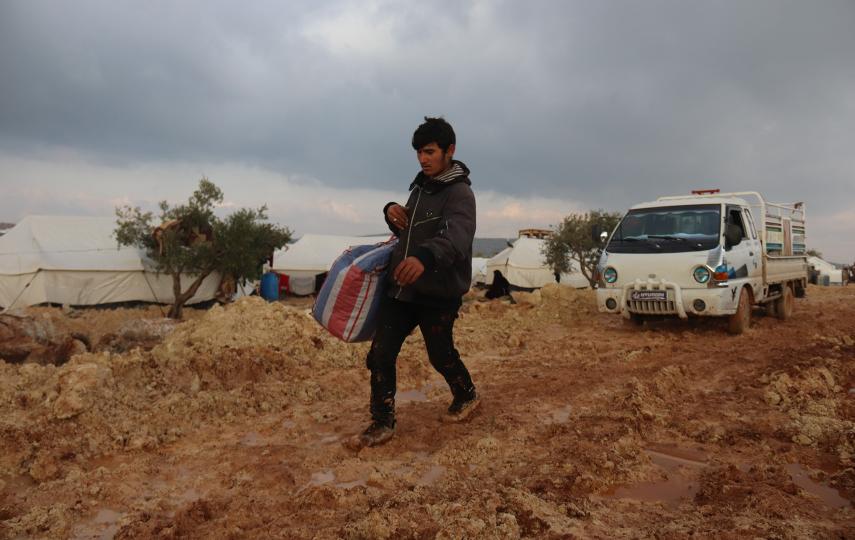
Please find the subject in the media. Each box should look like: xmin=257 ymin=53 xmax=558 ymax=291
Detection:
xmin=386 ymin=204 xmax=409 ymax=230
xmin=393 ymin=257 xmax=424 ymax=286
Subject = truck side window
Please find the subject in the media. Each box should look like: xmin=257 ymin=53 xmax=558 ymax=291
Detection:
xmin=728 ymin=208 xmax=747 ymax=239
xmin=724 ymin=206 xmax=747 ymax=250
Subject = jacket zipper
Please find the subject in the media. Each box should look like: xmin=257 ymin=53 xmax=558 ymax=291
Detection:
xmin=412 ymin=216 xmax=441 ymax=227
xmin=395 ymin=186 xmax=423 ymax=299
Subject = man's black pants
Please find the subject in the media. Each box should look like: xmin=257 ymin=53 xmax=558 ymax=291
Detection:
xmin=366 ymin=296 xmax=475 ymax=426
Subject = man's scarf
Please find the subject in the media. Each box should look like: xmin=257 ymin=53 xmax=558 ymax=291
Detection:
xmin=431 ymin=162 xmax=464 ymax=183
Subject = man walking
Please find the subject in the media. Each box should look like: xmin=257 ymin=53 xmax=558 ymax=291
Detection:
xmin=348 ymin=117 xmax=480 ymax=449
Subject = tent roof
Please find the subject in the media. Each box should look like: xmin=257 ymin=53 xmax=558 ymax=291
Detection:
xmin=487 ymin=237 xmax=547 ymax=269
xmin=808 ymin=256 xmax=837 ymax=271
xmin=0 ymin=215 xmax=150 ymax=275
xmin=272 ymin=234 xmax=391 ymax=274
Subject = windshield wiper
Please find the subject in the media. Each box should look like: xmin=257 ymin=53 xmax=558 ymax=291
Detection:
xmin=647 ymin=235 xmax=687 ymax=242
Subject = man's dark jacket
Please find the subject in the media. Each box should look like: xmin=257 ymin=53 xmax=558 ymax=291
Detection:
xmin=383 ymin=160 xmax=475 ymax=308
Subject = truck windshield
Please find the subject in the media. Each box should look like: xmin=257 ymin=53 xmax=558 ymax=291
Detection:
xmin=607 ymin=204 xmax=721 ymax=253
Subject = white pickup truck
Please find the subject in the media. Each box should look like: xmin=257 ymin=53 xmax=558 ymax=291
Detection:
xmin=596 ymin=190 xmax=808 ymax=334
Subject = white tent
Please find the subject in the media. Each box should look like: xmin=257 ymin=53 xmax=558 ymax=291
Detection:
xmin=271 ymin=234 xmax=391 ymax=295
xmin=808 ymin=256 xmax=843 ymax=285
xmin=485 ymin=236 xmax=588 ymax=289
xmin=471 ymin=257 xmax=488 ymax=285
xmin=0 ymin=216 xmax=221 ymax=309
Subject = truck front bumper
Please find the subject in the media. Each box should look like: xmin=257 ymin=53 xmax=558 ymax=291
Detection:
xmin=597 ymin=279 xmax=734 ymax=319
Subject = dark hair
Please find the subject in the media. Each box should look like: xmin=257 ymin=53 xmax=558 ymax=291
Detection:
xmin=412 ymin=116 xmax=456 ymax=151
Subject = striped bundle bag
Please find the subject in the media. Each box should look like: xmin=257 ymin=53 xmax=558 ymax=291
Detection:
xmin=312 ymin=237 xmax=398 ymax=342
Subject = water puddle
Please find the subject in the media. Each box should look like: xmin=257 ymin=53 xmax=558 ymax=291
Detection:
xmin=71 ymin=508 xmax=123 ymax=540
xmin=786 ymin=464 xmax=850 ymax=509
xmin=299 ymin=469 xmax=368 ymax=492
xmin=417 ymin=465 xmax=446 ymax=487
xmin=305 ymin=431 xmax=341 ymax=448
xmin=399 ymin=381 xmax=447 ymax=404
xmin=307 ymin=470 xmax=335 ymax=487
xmin=335 ymin=478 xmax=368 ymax=489
xmin=398 ymin=389 xmax=429 ymax=403
xmin=607 ymin=447 xmax=707 ymax=508
xmin=548 ymin=405 xmax=573 ymax=424
xmin=175 ymin=487 xmax=202 ymax=505
xmin=240 ymin=431 xmax=266 ymax=447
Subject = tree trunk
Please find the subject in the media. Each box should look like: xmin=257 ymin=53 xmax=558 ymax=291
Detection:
xmin=574 ymin=249 xmax=596 ymax=289
xmin=167 ymin=271 xmax=212 ymax=319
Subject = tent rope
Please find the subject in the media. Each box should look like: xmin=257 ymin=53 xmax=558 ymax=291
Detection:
xmin=1 ymin=269 xmax=40 ymax=313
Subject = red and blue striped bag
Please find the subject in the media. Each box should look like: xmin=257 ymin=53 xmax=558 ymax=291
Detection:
xmin=312 ymin=237 xmax=398 ymax=342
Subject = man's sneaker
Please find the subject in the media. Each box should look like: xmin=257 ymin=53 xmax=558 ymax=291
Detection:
xmin=344 ymin=421 xmax=395 ymax=450
xmin=443 ymin=392 xmax=481 ymax=423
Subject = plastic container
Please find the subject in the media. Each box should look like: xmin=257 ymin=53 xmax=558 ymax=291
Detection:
xmin=260 ymin=272 xmax=280 ymax=301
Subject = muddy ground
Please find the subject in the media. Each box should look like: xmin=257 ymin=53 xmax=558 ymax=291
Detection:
xmin=1 ymin=285 xmax=853 ymax=539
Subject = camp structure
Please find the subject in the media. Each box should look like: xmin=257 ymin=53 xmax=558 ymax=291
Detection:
xmin=0 ymin=216 xmax=221 ymax=309
xmin=471 ymin=257 xmax=488 ymax=285
xmin=271 ymin=234 xmax=391 ymax=295
xmin=808 ymin=256 xmax=843 ymax=286
xmin=483 ymin=234 xmax=589 ymax=289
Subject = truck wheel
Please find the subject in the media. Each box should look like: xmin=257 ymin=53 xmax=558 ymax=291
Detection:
xmin=728 ymin=288 xmax=751 ymax=335
xmin=775 ymin=285 xmax=794 ymax=320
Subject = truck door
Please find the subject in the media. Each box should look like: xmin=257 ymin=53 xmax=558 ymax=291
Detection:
xmin=741 ymin=208 xmax=763 ymax=281
xmin=724 ymin=205 xmax=753 ymax=304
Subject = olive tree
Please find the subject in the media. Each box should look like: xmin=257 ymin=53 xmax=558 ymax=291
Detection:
xmin=115 ymin=179 xmax=291 ymax=318
xmin=542 ymin=209 xmax=622 ymax=289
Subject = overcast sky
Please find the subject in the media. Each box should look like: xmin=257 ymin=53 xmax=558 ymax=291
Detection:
xmin=1 ymin=0 xmax=853 ymax=261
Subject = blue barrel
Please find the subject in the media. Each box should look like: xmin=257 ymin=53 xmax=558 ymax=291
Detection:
xmin=260 ymin=272 xmax=280 ymax=300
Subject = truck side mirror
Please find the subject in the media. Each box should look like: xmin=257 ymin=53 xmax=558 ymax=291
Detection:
xmin=591 ymin=224 xmax=607 ymax=243
xmin=724 ymin=223 xmax=741 ymax=249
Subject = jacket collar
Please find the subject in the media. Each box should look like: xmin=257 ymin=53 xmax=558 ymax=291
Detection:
xmin=409 ymin=160 xmax=471 ymax=192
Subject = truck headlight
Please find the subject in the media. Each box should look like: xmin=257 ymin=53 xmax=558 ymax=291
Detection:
xmin=604 ymin=267 xmax=618 ymax=283
xmin=693 ymin=266 xmax=711 ymax=284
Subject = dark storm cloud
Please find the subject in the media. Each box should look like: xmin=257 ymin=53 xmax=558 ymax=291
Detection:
xmin=1 ymin=0 xmax=854 ymax=218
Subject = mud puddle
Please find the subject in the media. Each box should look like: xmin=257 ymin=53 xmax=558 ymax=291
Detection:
xmin=71 ymin=508 xmax=124 ymax=540
xmin=299 ymin=469 xmax=367 ymax=492
xmin=786 ymin=463 xmax=850 ymax=509
xmin=606 ymin=446 xmax=707 ymax=507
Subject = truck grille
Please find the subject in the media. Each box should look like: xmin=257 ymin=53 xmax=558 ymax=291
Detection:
xmin=627 ymin=299 xmax=677 ymax=314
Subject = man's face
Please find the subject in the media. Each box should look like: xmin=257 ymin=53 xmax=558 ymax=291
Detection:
xmin=417 ymin=142 xmax=454 ymax=177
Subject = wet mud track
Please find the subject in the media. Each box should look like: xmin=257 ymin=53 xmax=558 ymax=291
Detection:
xmin=1 ymin=286 xmax=853 ymax=538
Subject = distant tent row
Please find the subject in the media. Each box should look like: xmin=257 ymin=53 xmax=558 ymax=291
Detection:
xmin=1 ymin=218 xmax=591 ymax=308
xmin=271 ymin=234 xmax=390 ymax=295
xmin=0 ymin=216 xmax=221 ymax=309
xmin=477 ymin=236 xmax=588 ymax=289
xmin=808 ymin=256 xmax=844 ymax=285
